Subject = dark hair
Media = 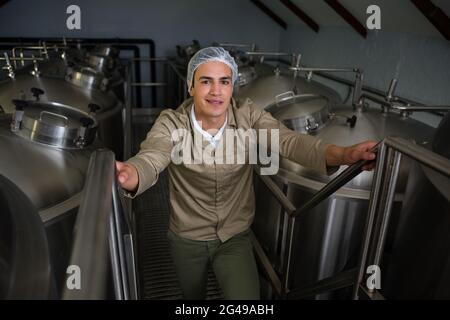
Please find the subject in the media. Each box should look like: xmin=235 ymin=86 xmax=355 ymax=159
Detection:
xmin=190 ymin=70 xmax=197 ymax=89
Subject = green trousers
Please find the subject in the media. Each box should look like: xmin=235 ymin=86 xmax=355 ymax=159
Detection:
xmin=167 ymin=229 xmax=260 ymax=300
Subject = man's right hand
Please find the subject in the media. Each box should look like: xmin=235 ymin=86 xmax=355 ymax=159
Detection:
xmin=116 ymin=161 xmax=139 ymax=192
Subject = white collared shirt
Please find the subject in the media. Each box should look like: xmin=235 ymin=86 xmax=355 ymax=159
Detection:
xmin=191 ymin=104 xmax=227 ymax=148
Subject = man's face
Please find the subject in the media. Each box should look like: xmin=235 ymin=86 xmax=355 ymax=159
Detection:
xmin=189 ymin=61 xmax=233 ymax=120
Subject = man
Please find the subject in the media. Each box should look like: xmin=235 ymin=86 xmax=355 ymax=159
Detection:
xmin=116 ymin=47 xmax=377 ymax=300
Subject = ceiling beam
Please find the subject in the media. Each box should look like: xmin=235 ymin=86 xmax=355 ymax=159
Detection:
xmin=279 ymin=0 xmax=319 ymax=33
xmin=250 ymin=0 xmax=287 ymax=30
xmin=411 ymin=0 xmax=450 ymax=41
xmin=324 ymin=0 xmax=367 ymax=38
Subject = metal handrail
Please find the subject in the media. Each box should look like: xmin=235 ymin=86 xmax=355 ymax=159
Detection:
xmin=384 ymin=136 xmax=450 ymax=177
xmin=253 ymin=146 xmax=377 ymax=298
xmin=62 ymin=150 xmax=137 ymax=299
xmin=62 ymin=150 xmax=114 ymax=299
xmin=254 ymin=143 xmax=379 ymax=220
xmin=256 ymin=136 xmax=450 ymax=299
xmin=127 ymin=57 xmax=187 ymax=108
xmin=353 ymin=137 xmax=450 ymax=300
xmin=293 ymin=143 xmax=380 ymax=218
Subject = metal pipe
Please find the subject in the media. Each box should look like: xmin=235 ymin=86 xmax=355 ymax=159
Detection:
xmin=385 ymin=137 xmax=450 ymax=177
xmin=363 ymin=93 xmax=450 ymax=113
xmin=244 ymin=51 xmax=294 ymax=57
xmin=131 ymin=82 xmax=166 ymax=87
xmin=283 ymin=216 xmax=296 ymax=297
xmin=254 ymin=167 xmax=296 ymax=215
xmin=314 ymin=70 xmax=446 ymax=117
xmin=0 ymin=56 xmax=45 ymax=61
xmin=112 ymin=175 xmax=129 ymax=300
xmin=386 ymin=78 xmax=398 ymax=102
xmin=249 ymin=230 xmax=283 ymax=297
xmin=361 ymin=93 xmax=392 ymax=107
xmin=108 ymin=208 xmax=124 ymax=299
xmin=291 ymin=67 xmax=358 ymax=73
xmin=218 ymin=43 xmax=256 ymax=49
xmin=276 ymin=59 xmax=446 ymax=117
xmin=352 ymin=142 xmax=387 ymax=299
xmin=353 ymin=71 xmax=364 ymax=107
xmin=373 ymin=149 xmax=402 ymax=267
xmin=391 ymin=105 xmax=450 ymax=112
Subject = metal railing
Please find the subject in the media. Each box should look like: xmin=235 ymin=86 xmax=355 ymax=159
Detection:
xmin=129 ymin=57 xmax=188 ymax=109
xmin=352 ymin=137 xmax=450 ymax=300
xmin=62 ymin=150 xmax=137 ymax=300
xmin=253 ymin=136 xmax=450 ymax=300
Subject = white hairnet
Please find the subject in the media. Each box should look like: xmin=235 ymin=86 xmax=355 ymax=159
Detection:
xmin=187 ymin=47 xmax=238 ymax=90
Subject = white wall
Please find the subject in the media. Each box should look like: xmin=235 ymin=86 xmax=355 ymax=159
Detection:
xmin=0 ymin=0 xmax=282 ymax=56
xmin=0 ymin=0 xmax=283 ymax=107
xmin=280 ymin=26 xmax=450 ymax=128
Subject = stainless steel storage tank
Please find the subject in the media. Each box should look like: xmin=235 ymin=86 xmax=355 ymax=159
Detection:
xmin=0 ymin=43 xmax=125 ymax=298
xmin=235 ymin=66 xmax=436 ymax=298
xmin=0 ymin=46 xmax=124 ymax=159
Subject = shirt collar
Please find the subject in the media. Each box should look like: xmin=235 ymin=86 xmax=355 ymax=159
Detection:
xmin=191 ymin=104 xmax=227 ymax=147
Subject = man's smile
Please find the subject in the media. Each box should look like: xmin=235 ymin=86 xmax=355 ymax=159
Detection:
xmin=205 ymin=98 xmax=224 ymax=106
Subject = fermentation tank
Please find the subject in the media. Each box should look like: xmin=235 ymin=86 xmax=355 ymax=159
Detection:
xmin=0 ymin=45 xmax=124 ymax=159
xmin=234 ymin=63 xmax=436 ymax=299
xmin=0 ymin=43 xmax=125 ymax=298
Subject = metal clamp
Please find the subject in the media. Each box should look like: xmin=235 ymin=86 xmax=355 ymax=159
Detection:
xmin=305 ymin=117 xmax=319 ymax=132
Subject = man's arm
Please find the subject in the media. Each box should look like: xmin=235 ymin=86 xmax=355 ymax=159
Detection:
xmin=325 ymin=142 xmax=377 ymax=171
xmin=250 ymin=102 xmax=377 ymax=174
xmin=116 ymin=111 xmax=175 ymax=198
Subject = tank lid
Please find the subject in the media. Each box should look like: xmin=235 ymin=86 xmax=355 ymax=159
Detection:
xmin=266 ymin=94 xmax=331 ymax=134
xmin=10 ymin=100 xmax=97 ymax=149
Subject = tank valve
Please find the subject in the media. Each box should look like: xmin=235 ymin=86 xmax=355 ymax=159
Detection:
xmin=88 ymin=103 xmax=101 ymax=114
xmin=386 ymin=78 xmax=398 ymax=102
xmin=75 ymin=117 xmax=95 ymax=148
xmin=31 ymin=87 xmax=45 ymax=101
xmin=305 ymin=118 xmax=319 ymax=132
xmin=346 ymin=115 xmax=357 ymax=128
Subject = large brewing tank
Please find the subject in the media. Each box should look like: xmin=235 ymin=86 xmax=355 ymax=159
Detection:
xmin=0 ymin=47 xmax=124 ymax=159
xmin=237 ymin=72 xmax=435 ymax=298
xmin=0 ymin=98 xmax=100 ymax=298
xmin=0 ymin=99 xmax=99 ymax=210
xmin=0 ymin=45 xmax=125 ymax=298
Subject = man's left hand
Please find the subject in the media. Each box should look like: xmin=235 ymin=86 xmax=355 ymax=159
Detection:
xmin=341 ymin=140 xmax=378 ymax=171
xmin=326 ymin=140 xmax=378 ymax=171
